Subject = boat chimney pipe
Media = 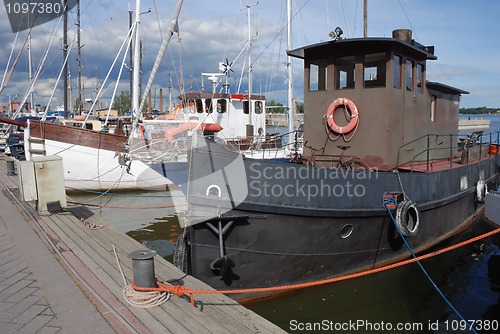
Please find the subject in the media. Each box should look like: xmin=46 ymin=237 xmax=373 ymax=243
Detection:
xmin=392 ymin=29 xmax=412 ymax=43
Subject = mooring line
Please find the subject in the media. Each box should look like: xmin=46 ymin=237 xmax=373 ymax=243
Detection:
xmin=383 ymin=198 xmax=478 ymax=334
xmin=130 ymin=205 xmax=499 ymax=327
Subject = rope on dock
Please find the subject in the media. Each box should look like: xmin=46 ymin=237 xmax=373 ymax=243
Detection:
xmin=112 ymin=245 xmax=171 ymax=308
xmin=67 ymin=201 xmax=186 ymax=210
xmin=128 ymin=220 xmax=500 ymax=311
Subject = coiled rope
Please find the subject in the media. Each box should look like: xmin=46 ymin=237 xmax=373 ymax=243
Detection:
xmin=113 ymin=245 xmax=171 ymax=308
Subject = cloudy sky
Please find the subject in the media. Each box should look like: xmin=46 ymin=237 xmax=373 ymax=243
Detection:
xmin=1 ymin=0 xmax=499 ymax=112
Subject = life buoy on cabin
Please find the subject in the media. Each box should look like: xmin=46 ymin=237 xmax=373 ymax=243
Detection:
xmin=476 ymin=179 xmax=487 ymax=203
xmin=325 ymin=98 xmax=359 ymax=134
xmin=395 ymin=200 xmax=420 ymax=237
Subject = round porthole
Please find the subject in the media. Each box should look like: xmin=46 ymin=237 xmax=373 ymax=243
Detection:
xmin=340 ymin=224 xmax=354 ymax=239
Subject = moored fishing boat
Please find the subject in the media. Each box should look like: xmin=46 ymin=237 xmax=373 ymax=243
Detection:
xmin=174 ymin=28 xmax=500 ymax=302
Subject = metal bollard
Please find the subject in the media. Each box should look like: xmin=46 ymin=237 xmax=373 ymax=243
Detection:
xmin=129 ymin=249 xmax=157 ymax=288
xmin=6 ymin=160 xmax=16 ymax=176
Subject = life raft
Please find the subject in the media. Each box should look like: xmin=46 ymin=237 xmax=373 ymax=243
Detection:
xmin=325 ymin=98 xmax=359 ymax=134
xmin=395 ymin=200 xmax=420 ymax=237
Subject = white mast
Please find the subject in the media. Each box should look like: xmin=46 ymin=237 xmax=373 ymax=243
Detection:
xmin=245 ymin=2 xmax=259 ymax=127
xmin=131 ymin=0 xmax=141 ymax=115
xmin=287 ymin=0 xmax=294 ymax=141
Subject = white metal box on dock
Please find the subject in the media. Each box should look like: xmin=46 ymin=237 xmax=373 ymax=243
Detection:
xmin=18 ymin=155 xmax=67 ymax=215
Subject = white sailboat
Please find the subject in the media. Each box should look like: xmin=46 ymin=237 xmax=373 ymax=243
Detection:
xmin=1 ymin=0 xmax=183 ymax=192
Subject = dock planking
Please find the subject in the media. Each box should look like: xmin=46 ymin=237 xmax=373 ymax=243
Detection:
xmin=0 ymin=154 xmax=285 ymax=334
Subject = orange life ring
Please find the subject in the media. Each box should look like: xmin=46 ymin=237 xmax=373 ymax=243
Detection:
xmin=325 ymin=98 xmax=359 ymax=134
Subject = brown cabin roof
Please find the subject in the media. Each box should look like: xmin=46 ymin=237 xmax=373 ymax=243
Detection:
xmin=287 ymin=37 xmax=437 ymax=61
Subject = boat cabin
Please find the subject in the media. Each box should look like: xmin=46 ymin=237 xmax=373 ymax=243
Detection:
xmin=288 ymin=29 xmax=469 ymax=171
xmin=178 ymin=92 xmax=267 ymax=140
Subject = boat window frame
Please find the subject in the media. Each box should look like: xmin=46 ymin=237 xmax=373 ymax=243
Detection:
xmin=243 ymin=100 xmax=250 ymax=114
xmin=186 ymin=99 xmax=197 ymax=113
xmin=205 ymin=99 xmax=213 ymax=113
xmin=308 ymin=59 xmax=328 ymax=92
xmin=335 ymin=55 xmax=355 ymax=90
xmin=255 ymin=101 xmax=263 ymax=114
xmin=393 ymin=54 xmax=402 ymax=89
xmin=406 ymin=59 xmax=414 ymax=91
xmin=363 ymin=52 xmax=386 ymax=88
xmin=196 ymin=98 xmax=204 ymax=113
xmin=217 ymin=99 xmax=227 ymax=113
xmin=416 ymin=63 xmax=425 ymax=94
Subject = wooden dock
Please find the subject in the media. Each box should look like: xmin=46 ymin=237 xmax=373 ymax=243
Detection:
xmin=0 ymin=153 xmax=285 ymax=334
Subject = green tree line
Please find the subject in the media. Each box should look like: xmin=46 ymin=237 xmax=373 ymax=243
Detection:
xmin=460 ymin=107 xmax=500 ymax=114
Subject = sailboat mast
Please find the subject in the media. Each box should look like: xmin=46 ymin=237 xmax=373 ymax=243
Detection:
xmin=63 ymin=0 xmax=69 ymax=113
xmin=247 ymin=4 xmax=252 ymax=126
xmin=364 ymin=0 xmax=368 ymax=38
xmin=287 ymin=0 xmax=294 ymax=139
xmin=77 ymin=0 xmax=83 ymax=115
xmin=27 ymin=5 xmax=34 ymax=114
xmin=245 ymin=2 xmax=258 ymax=127
xmin=131 ymin=0 xmax=141 ymax=115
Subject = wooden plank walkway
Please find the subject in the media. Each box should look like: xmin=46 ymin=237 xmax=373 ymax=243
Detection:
xmin=0 ymin=153 xmax=285 ymax=334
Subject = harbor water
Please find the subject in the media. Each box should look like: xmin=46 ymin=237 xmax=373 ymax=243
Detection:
xmin=71 ymin=114 xmax=500 ymax=333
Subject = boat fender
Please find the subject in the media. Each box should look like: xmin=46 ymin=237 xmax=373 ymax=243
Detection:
xmin=173 ymin=231 xmax=190 ymax=274
xmin=395 ymin=200 xmax=420 ymax=237
xmin=476 ymin=180 xmax=487 ymax=203
xmin=324 ymin=98 xmax=359 ymax=134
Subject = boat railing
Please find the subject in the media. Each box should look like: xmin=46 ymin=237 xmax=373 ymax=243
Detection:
xmin=224 ymin=129 xmax=303 ymax=160
xmin=396 ymin=131 xmax=500 ymax=171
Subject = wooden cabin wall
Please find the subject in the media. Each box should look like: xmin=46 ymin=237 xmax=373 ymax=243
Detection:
xmin=302 ymin=51 xmax=461 ymax=171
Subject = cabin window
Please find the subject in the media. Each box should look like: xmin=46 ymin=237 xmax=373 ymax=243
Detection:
xmin=393 ymin=54 xmax=402 ymax=88
xmin=186 ymin=99 xmax=196 ymax=113
xmin=363 ymin=53 xmax=386 ymax=88
xmin=205 ymin=99 xmax=213 ymax=113
xmin=416 ymin=63 xmax=424 ymax=94
xmin=196 ymin=98 xmax=204 ymax=113
xmin=406 ymin=59 xmax=414 ymax=91
xmin=430 ymin=95 xmax=437 ymax=122
xmin=243 ymin=101 xmax=250 ymax=114
xmin=309 ymin=59 xmax=327 ymax=91
xmin=255 ymin=101 xmax=263 ymax=114
xmin=335 ymin=56 xmax=355 ymax=90
xmin=217 ymin=99 xmax=227 ymax=113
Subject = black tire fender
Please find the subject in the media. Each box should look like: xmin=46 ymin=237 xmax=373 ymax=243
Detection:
xmin=395 ymin=201 xmax=420 ymax=237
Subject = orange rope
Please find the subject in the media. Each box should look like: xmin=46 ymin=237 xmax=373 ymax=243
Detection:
xmin=131 ymin=227 xmax=500 ymax=306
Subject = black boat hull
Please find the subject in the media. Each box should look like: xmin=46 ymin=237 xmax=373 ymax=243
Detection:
xmin=179 ymin=138 xmax=500 ymax=302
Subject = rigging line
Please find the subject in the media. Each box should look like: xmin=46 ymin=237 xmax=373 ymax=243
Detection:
xmin=384 ymin=199 xmax=478 ymax=334
xmin=104 ymin=27 xmax=134 ymax=125
xmin=43 ymin=31 xmax=78 ymax=119
xmin=153 ymin=0 xmax=163 ymax=37
xmin=245 ymin=0 xmax=312 ymax=80
xmin=13 ymin=15 xmax=64 ymax=119
xmin=398 ymin=0 xmax=418 ymax=42
xmin=136 ymin=0 xmax=184 ymax=125
xmin=0 ymin=31 xmax=29 ymax=96
xmin=1 ymin=32 xmax=19 ymax=90
xmin=84 ymin=21 xmax=137 ymax=126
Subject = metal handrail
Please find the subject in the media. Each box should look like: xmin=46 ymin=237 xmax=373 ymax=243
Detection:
xmin=396 ymin=131 xmax=500 ymax=171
